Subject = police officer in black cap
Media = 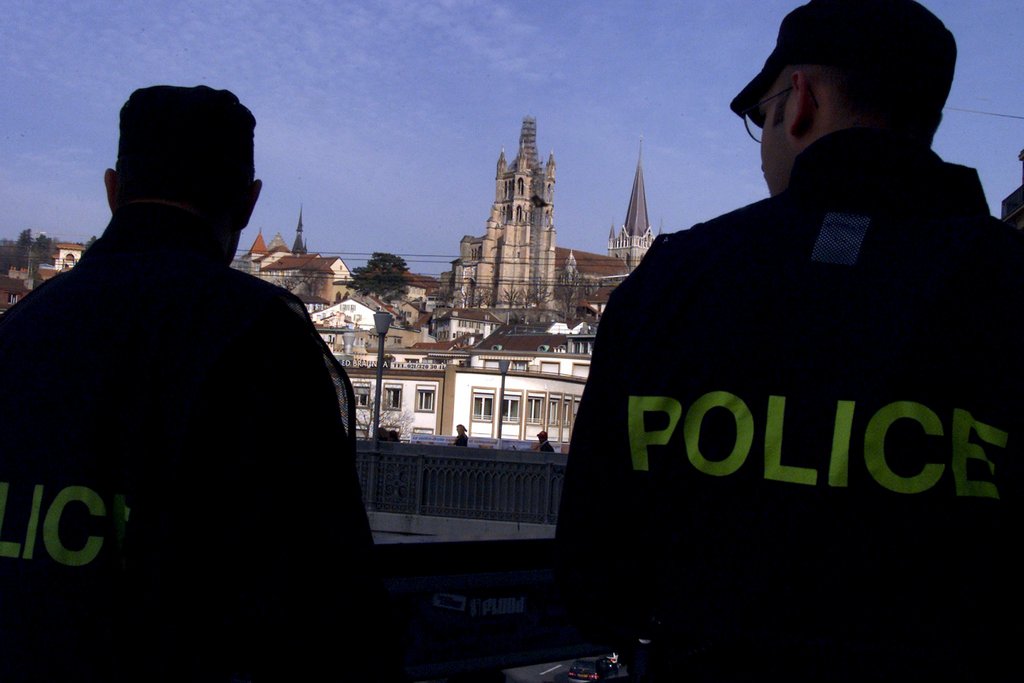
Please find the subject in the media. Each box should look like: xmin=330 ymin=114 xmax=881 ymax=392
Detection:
xmin=0 ymin=86 xmax=403 ymax=682
xmin=557 ymin=1 xmax=1024 ymax=680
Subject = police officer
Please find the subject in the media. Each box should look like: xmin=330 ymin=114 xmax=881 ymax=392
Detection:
xmin=0 ymin=86 xmax=402 ymax=682
xmin=556 ymin=1 xmax=1024 ymax=680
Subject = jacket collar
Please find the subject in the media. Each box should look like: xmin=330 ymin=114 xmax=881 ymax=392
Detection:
xmin=786 ymin=128 xmax=990 ymax=218
xmin=85 ymin=203 xmax=227 ymax=263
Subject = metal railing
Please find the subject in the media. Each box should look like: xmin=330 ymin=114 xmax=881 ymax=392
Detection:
xmin=356 ymin=441 xmax=565 ymax=525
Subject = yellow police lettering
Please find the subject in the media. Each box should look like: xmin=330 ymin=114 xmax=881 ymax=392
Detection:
xmin=827 ymin=400 xmax=856 ymax=488
xmin=951 ymin=409 xmax=1006 ymax=499
xmin=628 ymin=396 xmax=682 ymax=471
xmin=626 ymin=392 xmax=1009 ymax=497
xmin=864 ymin=401 xmax=944 ymax=494
xmin=685 ymin=391 xmax=753 ymax=477
xmin=0 ymin=482 xmax=23 ymax=559
xmin=42 ymin=486 xmax=107 ymax=567
xmin=765 ymin=395 xmax=817 ymax=486
xmin=21 ymin=485 xmax=44 ymax=560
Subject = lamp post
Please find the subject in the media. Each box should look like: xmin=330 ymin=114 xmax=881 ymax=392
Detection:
xmin=372 ymin=311 xmax=393 ymax=448
xmin=340 ymin=327 xmax=356 ymax=364
xmin=496 ymin=359 xmax=510 ymax=450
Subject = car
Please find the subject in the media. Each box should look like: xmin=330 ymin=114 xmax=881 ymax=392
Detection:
xmin=596 ymin=654 xmax=620 ymax=677
xmin=568 ymin=654 xmax=619 ymax=680
xmin=568 ymin=659 xmax=601 ymax=681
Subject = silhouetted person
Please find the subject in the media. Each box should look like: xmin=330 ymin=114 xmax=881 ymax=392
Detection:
xmin=454 ymin=424 xmax=468 ymax=446
xmin=557 ymin=2 xmax=1024 ymax=680
xmin=536 ymin=431 xmax=554 ymax=452
xmin=0 ymin=85 xmax=402 ymax=682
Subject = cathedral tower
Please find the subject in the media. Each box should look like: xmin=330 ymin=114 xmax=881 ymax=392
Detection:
xmin=608 ymin=143 xmax=653 ymax=271
xmin=457 ymin=116 xmax=557 ymax=308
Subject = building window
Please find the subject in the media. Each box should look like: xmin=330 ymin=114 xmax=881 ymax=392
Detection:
xmin=502 ymin=395 xmax=521 ymax=422
xmin=526 ymin=396 xmax=543 ymax=424
xmin=563 ymin=398 xmax=573 ymax=426
xmin=385 ymin=386 xmax=402 ymax=410
xmin=548 ymin=397 xmax=560 ymax=426
xmin=416 ymin=387 xmax=435 ymax=412
xmin=354 ymin=385 xmax=370 ymax=407
xmin=512 ymin=360 xmax=528 ymax=372
xmin=473 ymin=392 xmax=494 ymax=421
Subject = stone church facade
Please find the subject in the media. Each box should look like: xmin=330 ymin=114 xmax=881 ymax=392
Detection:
xmin=445 ymin=118 xmax=653 ymax=313
xmin=449 ymin=117 xmax=557 ymax=308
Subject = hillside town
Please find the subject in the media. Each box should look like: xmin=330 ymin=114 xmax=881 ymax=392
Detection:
xmin=5 ymin=120 xmax=1023 ymax=452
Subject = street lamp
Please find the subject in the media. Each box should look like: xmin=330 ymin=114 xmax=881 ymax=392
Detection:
xmin=340 ymin=327 xmax=356 ymax=363
xmin=496 ymin=359 xmax=510 ymax=450
xmin=372 ymin=311 xmax=393 ymax=448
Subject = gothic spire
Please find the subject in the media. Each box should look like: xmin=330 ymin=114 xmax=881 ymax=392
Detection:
xmin=291 ymin=206 xmax=307 ymax=255
xmin=622 ymin=143 xmax=651 ymax=238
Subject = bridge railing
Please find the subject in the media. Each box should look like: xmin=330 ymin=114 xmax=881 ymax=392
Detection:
xmin=355 ymin=441 xmax=566 ymax=525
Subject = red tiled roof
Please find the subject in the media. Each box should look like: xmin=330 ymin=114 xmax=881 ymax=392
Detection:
xmin=555 ymin=246 xmax=630 ymax=278
xmin=247 ymin=231 xmax=268 ymax=255
xmin=405 ymin=273 xmax=440 ymax=292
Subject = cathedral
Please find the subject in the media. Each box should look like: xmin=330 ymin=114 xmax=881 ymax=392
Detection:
xmin=450 ymin=117 xmax=557 ymax=308
xmin=446 ymin=117 xmax=652 ymax=311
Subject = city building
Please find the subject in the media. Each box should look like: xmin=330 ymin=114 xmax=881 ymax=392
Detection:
xmin=54 ymin=243 xmax=85 ymax=270
xmin=233 ymin=209 xmax=352 ymax=302
xmin=340 ymin=326 xmax=593 ymax=446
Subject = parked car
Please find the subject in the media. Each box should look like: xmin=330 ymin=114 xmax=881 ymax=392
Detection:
xmin=596 ymin=654 xmax=619 ymax=677
xmin=568 ymin=659 xmax=601 ymax=681
xmin=568 ymin=654 xmax=619 ymax=680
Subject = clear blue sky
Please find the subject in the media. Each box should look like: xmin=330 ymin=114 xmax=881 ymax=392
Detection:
xmin=2 ymin=0 xmax=1022 ymax=274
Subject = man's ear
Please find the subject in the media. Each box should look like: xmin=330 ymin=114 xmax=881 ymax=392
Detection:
xmin=104 ymin=169 xmax=118 ymax=213
xmin=787 ymin=70 xmax=818 ymax=139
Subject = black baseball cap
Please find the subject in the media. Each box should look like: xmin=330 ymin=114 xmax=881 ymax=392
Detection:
xmin=116 ymin=85 xmax=256 ymax=203
xmin=730 ymin=0 xmax=956 ymax=118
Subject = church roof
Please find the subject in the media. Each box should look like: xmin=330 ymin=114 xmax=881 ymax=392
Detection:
xmin=260 ymin=254 xmax=338 ymax=272
xmin=266 ymin=232 xmax=289 ymax=252
xmin=622 ymin=149 xmax=651 ymax=238
xmin=555 ymin=247 xmax=630 ymax=278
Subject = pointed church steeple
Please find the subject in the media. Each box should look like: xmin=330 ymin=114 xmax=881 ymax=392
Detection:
xmin=248 ymin=229 xmax=268 ymax=255
xmin=623 ymin=143 xmax=651 ymax=238
xmin=607 ymin=139 xmax=654 ymax=272
xmin=291 ymin=206 xmax=307 ymax=255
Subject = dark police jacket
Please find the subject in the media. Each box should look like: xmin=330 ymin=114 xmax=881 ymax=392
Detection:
xmin=0 ymin=204 xmax=398 ymax=682
xmin=556 ymin=129 xmax=1024 ymax=681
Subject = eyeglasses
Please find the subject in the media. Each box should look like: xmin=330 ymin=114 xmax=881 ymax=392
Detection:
xmin=740 ymin=87 xmax=793 ymax=142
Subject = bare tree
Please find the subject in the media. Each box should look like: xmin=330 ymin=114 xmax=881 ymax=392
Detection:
xmin=553 ymin=269 xmax=595 ymax=322
xmin=525 ymin=281 xmax=551 ymax=309
xmin=501 ymin=286 xmax=526 ymax=309
xmin=355 ymin=400 xmax=414 ymax=440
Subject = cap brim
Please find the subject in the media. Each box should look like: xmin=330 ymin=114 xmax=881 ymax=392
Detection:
xmin=730 ymin=53 xmax=784 ymax=117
